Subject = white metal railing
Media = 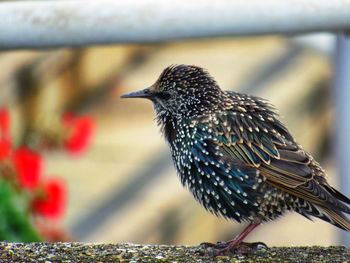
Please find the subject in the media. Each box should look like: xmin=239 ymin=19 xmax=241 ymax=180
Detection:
xmin=0 ymin=0 xmax=349 ymax=49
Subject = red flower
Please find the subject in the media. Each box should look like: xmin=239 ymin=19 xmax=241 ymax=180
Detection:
xmin=13 ymin=147 xmax=43 ymax=190
xmin=0 ymin=138 xmax=11 ymax=161
xmin=62 ymin=113 xmax=94 ymax=154
xmin=0 ymin=108 xmax=10 ymax=138
xmin=32 ymin=178 xmax=67 ymax=219
xmin=0 ymin=108 xmax=11 ymax=160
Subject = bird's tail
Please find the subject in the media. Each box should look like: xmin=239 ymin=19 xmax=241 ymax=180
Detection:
xmin=321 ymin=185 xmax=350 ymax=231
xmin=318 ymin=207 xmax=350 ymax=231
xmin=325 ymin=185 xmax=350 ymax=207
xmin=305 ymin=188 xmax=350 ymax=231
xmin=298 ymin=202 xmax=350 ymax=231
xmin=291 ymin=184 xmax=350 ymax=231
xmin=297 ymin=185 xmax=350 ymax=231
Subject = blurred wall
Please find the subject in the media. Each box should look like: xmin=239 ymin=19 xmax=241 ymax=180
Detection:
xmin=0 ymin=36 xmax=338 ymax=246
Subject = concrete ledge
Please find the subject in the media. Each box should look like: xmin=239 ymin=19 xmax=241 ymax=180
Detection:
xmin=0 ymin=242 xmax=349 ymax=262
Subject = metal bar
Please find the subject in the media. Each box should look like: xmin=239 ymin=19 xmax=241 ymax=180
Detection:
xmin=0 ymin=0 xmax=350 ymax=50
xmin=334 ymin=33 xmax=350 ymax=246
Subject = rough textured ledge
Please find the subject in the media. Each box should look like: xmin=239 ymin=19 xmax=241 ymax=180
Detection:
xmin=0 ymin=242 xmax=349 ymax=263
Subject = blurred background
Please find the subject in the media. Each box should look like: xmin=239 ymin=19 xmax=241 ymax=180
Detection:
xmin=0 ymin=0 xmax=349 ymax=248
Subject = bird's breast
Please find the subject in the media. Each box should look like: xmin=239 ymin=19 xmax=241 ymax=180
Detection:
xmin=164 ymin=117 xmax=284 ymax=223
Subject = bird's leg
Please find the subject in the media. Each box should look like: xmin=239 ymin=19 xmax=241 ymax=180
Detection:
xmin=201 ymin=222 xmax=265 ymax=255
xmin=218 ymin=222 xmax=263 ymax=255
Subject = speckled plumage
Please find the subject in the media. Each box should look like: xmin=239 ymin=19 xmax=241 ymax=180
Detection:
xmin=122 ymin=65 xmax=350 ymax=250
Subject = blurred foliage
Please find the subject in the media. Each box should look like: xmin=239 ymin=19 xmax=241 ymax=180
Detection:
xmin=0 ymin=180 xmax=41 ymax=242
xmin=0 ymin=104 xmax=94 ymax=242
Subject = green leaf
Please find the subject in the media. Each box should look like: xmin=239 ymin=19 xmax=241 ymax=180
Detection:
xmin=0 ymin=180 xmax=41 ymax=242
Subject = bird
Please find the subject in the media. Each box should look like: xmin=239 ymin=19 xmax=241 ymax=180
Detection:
xmin=121 ymin=64 xmax=350 ymax=255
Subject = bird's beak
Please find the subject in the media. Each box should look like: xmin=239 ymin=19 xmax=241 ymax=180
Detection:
xmin=120 ymin=88 xmax=153 ymax=99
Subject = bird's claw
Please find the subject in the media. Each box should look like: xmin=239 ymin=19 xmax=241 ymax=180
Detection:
xmin=217 ymin=241 xmax=267 ymax=256
xmin=200 ymin=241 xmax=230 ymax=249
xmin=200 ymin=241 xmax=267 ymax=256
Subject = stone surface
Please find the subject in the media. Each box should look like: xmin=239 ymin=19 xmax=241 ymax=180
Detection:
xmin=0 ymin=242 xmax=349 ymax=263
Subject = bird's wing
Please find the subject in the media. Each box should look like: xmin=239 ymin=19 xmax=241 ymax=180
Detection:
xmin=191 ymin=110 xmax=350 ymax=214
xmin=194 ymin=111 xmax=313 ymax=187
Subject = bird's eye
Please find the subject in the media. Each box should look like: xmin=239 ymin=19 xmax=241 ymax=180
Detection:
xmin=157 ymin=91 xmax=172 ymax=100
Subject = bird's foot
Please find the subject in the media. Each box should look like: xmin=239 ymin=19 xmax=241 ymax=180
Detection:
xmin=217 ymin=241 xmax=267 ymax=256
xmin=200 ymin=241 xmax=230 ymax=249
xmin=200 ymin=241 xmax=267 ymax=256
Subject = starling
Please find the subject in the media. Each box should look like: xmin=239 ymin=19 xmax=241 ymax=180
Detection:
xmin=121 ymin=65 xmax=350 ymax=254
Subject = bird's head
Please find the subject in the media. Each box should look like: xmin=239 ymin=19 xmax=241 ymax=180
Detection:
xmin=121 ymin=64 xmax=223 ymax=118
